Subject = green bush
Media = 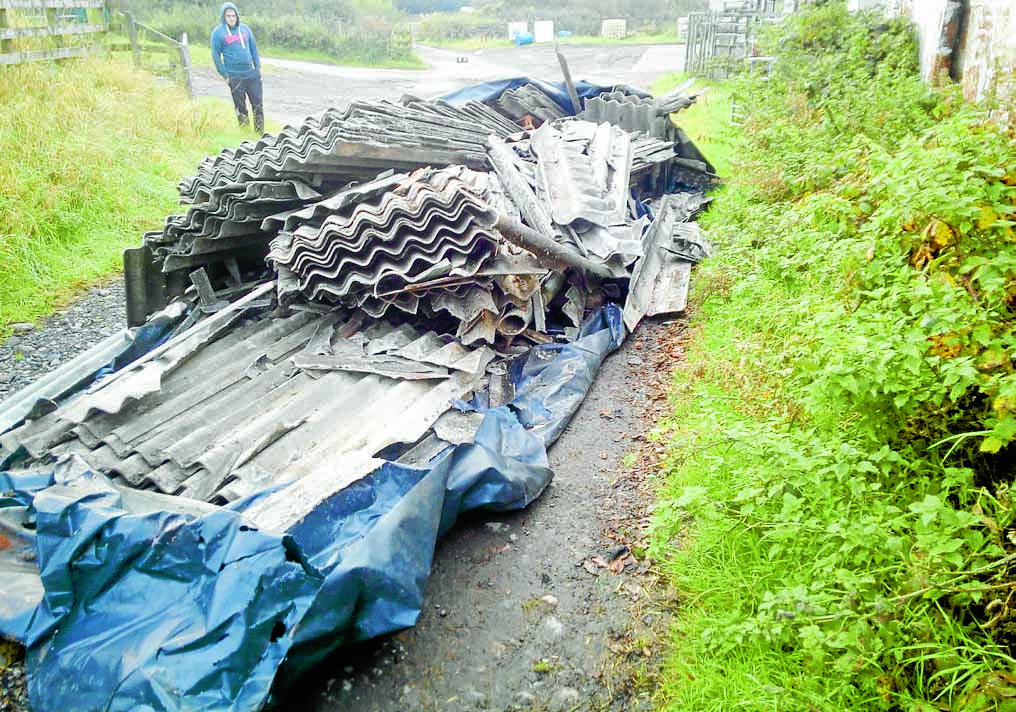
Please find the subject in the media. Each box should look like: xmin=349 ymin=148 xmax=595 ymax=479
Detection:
xmin=415 ymin=12 xmax=504 ymax=42
xmin=652 ymin=3 xmax=1016 ymax=710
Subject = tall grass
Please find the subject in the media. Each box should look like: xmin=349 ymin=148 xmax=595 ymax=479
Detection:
xmin=651 ymin=72 xmax=736 ymax=177
xmin=0 ymin=57 xmax=250 ymax=333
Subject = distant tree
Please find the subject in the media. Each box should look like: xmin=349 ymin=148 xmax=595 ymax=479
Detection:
xmin=395 ymin=0 xmax=467 ymax=13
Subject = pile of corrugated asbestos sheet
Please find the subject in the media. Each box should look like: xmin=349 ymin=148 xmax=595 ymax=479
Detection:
xmin=8 ymin=83 xmax=711 ymax=503
xmin=0 ymin=76 xmax=715 ymax=712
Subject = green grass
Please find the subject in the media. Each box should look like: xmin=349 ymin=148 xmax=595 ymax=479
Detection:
xmin=651 ymin=72 xmax=735 ymax=177
xmin=189 ymin=42 xmax=427 ymax=70
xmin=0 ymin=57 xmax=255 ymax=335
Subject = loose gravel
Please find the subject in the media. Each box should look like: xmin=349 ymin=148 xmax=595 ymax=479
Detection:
xmin=0 ymin=279 xmax=127 ymax=405
xmin=0 ymin=663 xmax=29 ymax=712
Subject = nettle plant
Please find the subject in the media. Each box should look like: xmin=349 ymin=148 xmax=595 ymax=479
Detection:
xmin=799 ymin=114 xmax=1016 ymax=457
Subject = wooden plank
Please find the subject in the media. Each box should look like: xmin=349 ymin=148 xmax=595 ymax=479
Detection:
xmin=0 ymin=22 xmax=104 ymax=39
xmin=124 ymin=8 xmax=138 ymax=64
xmin=0 ymin=1 xmax=104 ymax=8
xmin=0 ymin=44 xmax=89 ymax=63
xmin=107 ymin=42 xmax=177 ymax=55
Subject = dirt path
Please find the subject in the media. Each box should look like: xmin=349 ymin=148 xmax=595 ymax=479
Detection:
xmin=279 ymin=320 xmax=685 ymax=712
xmin=192 ymin=43 xmax=686 ymax=126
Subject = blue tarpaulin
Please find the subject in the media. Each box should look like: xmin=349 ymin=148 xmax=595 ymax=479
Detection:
xmin=0 ymin=305 xmax=625 ymax=712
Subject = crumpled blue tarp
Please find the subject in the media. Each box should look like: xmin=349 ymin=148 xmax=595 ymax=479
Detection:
xmin=0 ymin=305 xmax=625 ymax=712
xmin=440 ymin=77 xmax=650 ymax=114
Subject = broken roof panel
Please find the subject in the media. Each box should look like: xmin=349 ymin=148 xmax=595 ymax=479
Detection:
xmin=0 ymin=310 xmax=488 ymax=506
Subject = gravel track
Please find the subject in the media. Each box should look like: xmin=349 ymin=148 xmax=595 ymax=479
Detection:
xmin=0 ymin=279 xmax=127 ymax=405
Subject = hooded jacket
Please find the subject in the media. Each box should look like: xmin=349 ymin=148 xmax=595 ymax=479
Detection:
xmin=210 ymin=2 xmax=260 ymax=79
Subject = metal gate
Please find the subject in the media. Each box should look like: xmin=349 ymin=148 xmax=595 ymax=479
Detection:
xmin=684 ymin=0 xmax=781 ymax=77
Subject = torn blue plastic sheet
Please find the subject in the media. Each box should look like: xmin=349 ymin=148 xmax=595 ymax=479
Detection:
xmin=0 ymin=305 xmax=624 ymax=712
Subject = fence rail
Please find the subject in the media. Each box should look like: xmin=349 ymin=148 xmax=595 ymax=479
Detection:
xmin=107 ymin=12 xmax=193 ymax=96
xmin=0 ymin=0 xmax=107 ymax=65
xmin=0 ymin=1 xmax=104 ymax=8
xmin=0 ymin=3 xmax=194 ymax=97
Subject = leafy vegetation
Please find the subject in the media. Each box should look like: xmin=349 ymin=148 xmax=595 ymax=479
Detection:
xmin=424 ymin=27 xmax=680 ymax=50
xmin=651 ymin=4 xmax=1016 ymax=710
xmin=411 ymin=0 xmax=702 ymax=45
xmin=0 ymin=57 xmax=252 ymax=334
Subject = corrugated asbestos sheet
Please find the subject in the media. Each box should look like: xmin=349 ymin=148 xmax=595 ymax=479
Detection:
xmin=623 ymin=191 xmax=710 ymax=331
xmin=494 ymin=83 xmax=569 ymax=126
xmin=580 ymin=93 xmax=672 ymax=140
xmin=179 ymin=100 xmax=501 ymax=203
xmin=267 ymin=166 xmax=546 ymax=345
xmin=1 ymin=305 xmax=488 ymax=507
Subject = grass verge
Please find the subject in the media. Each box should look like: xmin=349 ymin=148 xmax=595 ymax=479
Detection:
xmin=651 ymin=4 xmax=1016 ymax=710
xmin=651 ymin=72 xmax=735 ymax=178
xmin=425 ymin=32 xmax=681 ymax=52
xmin=0 ymin=57 xmax=254 ymax=335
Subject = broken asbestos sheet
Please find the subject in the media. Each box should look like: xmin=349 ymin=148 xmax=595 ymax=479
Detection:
xmin=0 ymin=71 xmax=714 ymax=712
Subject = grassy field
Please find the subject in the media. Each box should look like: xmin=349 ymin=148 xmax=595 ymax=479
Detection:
xmin=0 ymin=57 xmax=255 ymax=335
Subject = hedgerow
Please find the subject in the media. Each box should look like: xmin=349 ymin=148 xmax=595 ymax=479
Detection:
xmin=652 ymin=3 xmax=1016 ymax=710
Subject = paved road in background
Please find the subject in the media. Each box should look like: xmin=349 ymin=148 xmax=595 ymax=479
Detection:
xmin=193 ymin=43 xmax=686 ymax=126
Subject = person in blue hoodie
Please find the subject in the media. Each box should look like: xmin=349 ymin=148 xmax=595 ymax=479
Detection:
xmin=211 ymin=2 xmax=264 ymax=133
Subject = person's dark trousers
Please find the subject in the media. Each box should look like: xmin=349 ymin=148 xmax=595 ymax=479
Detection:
xmin=227 ymin=73 xmax=265 ymax=134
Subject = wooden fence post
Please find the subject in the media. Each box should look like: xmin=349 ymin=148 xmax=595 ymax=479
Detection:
xmin=125 ymin=10 xmax=140 ymax=66
xmin=179 ymin=31 xmax=193 ymax=98
xmin=45 ymin=8 xmax=63 ymax=52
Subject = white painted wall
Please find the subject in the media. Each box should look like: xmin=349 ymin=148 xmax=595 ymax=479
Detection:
xmin=961 ymin=0 xmax=1016 ymax=101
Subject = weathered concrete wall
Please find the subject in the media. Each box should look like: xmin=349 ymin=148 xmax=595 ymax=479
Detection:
xmin=901 ymin=0 xmax=1015 ymax=101
xmin=958 ymin=0 xmax=1016 ymax=101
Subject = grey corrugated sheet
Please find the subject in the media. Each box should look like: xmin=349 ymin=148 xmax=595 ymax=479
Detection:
xmin=265 ymin=167 xmax=546 ymax=344
xmin=495 ymin=84 xmax=568 ymax=125
xmin=622 ymin=193 xmax=708 ymax=331
xmin=579 ymin=95 xmax=672 ymax=140
xmin=178 ymin=101 xmax=499 ymax=204
xmin=268 ymin=167 xmax=500 ymax=301
xmin=399 ymin=95 xmax=520 ymax=138
xmin=0 ymin=306 xmax=488 ymax=509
